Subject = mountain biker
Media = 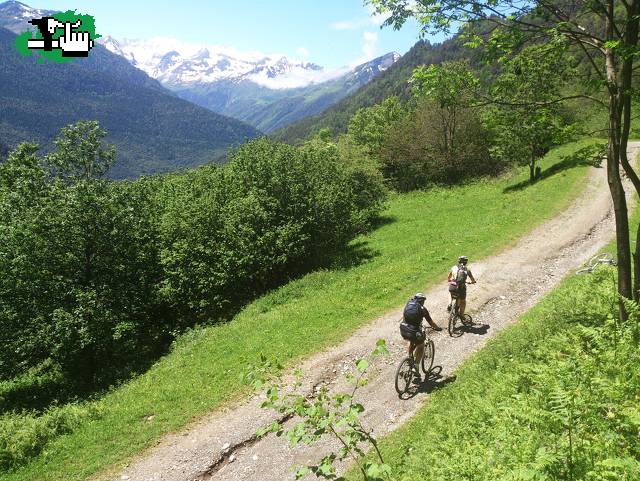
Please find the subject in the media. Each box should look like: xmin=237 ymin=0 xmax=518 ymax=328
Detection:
xmin=447 ymin=255 xmax=476 ymax=316
xmin=400 ymin=293 xmax=442 ymax=379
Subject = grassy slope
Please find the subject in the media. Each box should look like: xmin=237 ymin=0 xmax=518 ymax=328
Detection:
xmin=2 ymin=142 xmax=594 ymax=481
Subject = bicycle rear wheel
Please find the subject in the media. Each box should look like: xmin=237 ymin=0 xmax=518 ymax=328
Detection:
xmin=448 ymin=310 xmax=463 ymax=337
xmin=395 ymin=357 xmax=415 ymax=395
xmin=461 ymin=313 xmax=473 ymax=327
xmin=421 ymin=339 xmax=435 ymax=374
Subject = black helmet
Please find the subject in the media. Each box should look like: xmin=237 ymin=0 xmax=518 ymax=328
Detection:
xmin=414 ymin=292 xmax=426 ymax=302
xmin=458 ymin=255 xmax=468 ymax=265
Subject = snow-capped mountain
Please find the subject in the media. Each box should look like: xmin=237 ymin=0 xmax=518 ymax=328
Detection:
xmin=101 ymin=36 xmax=401 ymax=131
xmin=0 ymin=0 xmax=54 ymax=34
xmin=101 ymin=36 xmax=332 ymax=90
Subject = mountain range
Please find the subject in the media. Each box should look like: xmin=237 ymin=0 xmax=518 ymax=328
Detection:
xmin=0 ymin=1 xmax=260 ymax=178
xmin=102 ymin=37 xmax=400 ymax=132
xmin=274 ymin=37 xmax=475 ymax=143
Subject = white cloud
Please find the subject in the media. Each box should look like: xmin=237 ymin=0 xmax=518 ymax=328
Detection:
xmin=296 ymin=47 xmax=310 ymax=58
xmin=362 ymin=31 xmax=378 ymax=60
xmin=330 ymin=18 xmax=370 ymax=31
xmin=249 ymin=65 xmax=350 ymax=90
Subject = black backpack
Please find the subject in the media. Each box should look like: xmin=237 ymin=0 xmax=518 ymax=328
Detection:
xmin=455 ymin=265 xmax=468 ymax=286
xmin=403 ymin=299 xmax=423 ymax=327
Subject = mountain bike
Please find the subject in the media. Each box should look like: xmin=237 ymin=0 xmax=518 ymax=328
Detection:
xmin=576 ymin=253 xmax=617 ymax=275
xmin=448 ymin=284 xmax=474 ymax=337
xmin=394 ymin=327 xmax=435 ymax=395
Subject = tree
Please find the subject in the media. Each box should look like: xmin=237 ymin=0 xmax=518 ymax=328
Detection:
xmin=348 ymin=96 xmax=404 ymax=153
xmin=368 ymin=0 xmax=640 ymax=315
xmin=46 ymin=120 xmax=115 ymax=181
xmin=410 ymin=60 xmax=478 ymax=155
xmin=486 ymin=42 xmax=573 ymax=182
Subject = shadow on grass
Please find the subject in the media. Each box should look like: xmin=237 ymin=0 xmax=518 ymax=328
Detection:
xmin=330 ymin=240 xmax=381 ymax=270
xmin=503 ymin=145 xmax=604 ymax=193
xmin=398 ymin=365 xmax=457 ymax=400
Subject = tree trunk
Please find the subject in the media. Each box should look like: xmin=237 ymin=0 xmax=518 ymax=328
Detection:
xmin=529 ymin=160 xmax=535 ymax=183
xmin=607 ymin=94 xmax=632 ymax=319
xmin=617 ymin=0 xmax=640 ymax=301
xmin=605 ymin=27 xmax=632 ymax=319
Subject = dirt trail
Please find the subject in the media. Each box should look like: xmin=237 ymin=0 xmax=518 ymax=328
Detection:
xmin=110 ymin=145 xmax=639 ymax=481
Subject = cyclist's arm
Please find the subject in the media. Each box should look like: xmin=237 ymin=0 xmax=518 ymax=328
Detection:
xmin=468 ymin=271 xmax=477 ymax=283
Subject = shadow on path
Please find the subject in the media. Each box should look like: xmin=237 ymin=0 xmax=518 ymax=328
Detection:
xmin=398 ymin=366 xmax=457 ymax=400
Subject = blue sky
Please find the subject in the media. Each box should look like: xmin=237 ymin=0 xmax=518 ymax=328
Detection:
xmin=30 ymin=1 xmax=434 ymax=68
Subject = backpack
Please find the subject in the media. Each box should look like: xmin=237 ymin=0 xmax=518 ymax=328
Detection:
xmin=403 ymin=299 xmax=423 ymax=327
xmin=455 ymin=265 xmax=468 ymax=286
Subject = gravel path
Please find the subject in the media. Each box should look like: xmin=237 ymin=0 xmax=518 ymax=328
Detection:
xmin=108 ymin=145 xmax=638 ymax=481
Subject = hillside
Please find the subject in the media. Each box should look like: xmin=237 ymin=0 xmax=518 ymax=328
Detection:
xmin=0 ymin=26 xmax=261 ymax=178
xmin=273 ymin=37 xmax=473 ymax=143
xmin=0 ymin=142 xmax=596 ymax=481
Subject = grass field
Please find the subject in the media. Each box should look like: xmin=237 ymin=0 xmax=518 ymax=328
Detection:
xmin=1 ymin=141 xmax=597 ymax=481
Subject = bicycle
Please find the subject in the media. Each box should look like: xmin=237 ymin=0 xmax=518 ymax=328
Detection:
xmin=448 ymin=283 xmax=474 ymax=337
xmin=576 ymin=253 xmax=617 ymax=275
xmin=394 ymin=327 xmax=435 ymax=395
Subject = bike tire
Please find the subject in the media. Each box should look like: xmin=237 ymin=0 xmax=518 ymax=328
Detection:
xmin=448 ymin=310 xmax=463 ymax=337
xmin=395 ymin=357 xmax=415 ymax=395
xmin=461 ymin=313 xmax=473 ymax=327
xmin=422 ymin=339 xmax=435 ymax=374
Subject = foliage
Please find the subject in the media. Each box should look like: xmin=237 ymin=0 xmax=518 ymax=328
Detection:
xmin=484 ymin=42 xmax=575 ymax=181
xmin=0 ymin=403 xmax=100 ymax=472
xmin=252 ymin=340 xmax=391 ymax=481
xmin=347 ymin=97 xmax=404 ymax=153
xmin=0 ymin=126 xmax=385 ymax=399
xmin=353 ymin=267 xmax=640 ymax=481
xmin=378 ymin=97 xmax=498 ymax=190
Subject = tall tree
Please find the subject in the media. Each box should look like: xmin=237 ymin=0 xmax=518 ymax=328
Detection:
xmin=368 ymin=0 xmax=640 ymax=315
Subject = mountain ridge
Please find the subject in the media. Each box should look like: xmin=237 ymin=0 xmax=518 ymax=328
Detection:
xmin=0 ymin=22 xmax=261 ymax=178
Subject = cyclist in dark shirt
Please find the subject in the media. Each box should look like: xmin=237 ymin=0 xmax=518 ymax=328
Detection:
xmin=399 ymin=293 xmax=442 ymax=379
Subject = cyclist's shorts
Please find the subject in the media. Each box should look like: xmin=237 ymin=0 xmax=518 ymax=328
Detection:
xmin=399 ymin=322 xmax=425 ymax=343
xmin=450 ymin=286 xmax=466 ymax=300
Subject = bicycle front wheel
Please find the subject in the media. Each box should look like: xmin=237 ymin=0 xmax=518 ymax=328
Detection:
xmin=422 ymin=339 xmax=435 ymax=374
xmin=395 ymin=357 xmax=415 ymax=395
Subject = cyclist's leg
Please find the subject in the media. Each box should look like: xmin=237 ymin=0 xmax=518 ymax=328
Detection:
xmin=407 ymin=340 xmax=415 ymax=358
xmin=458 ymin=288 xmax=467 ymax=316
xmin=414 ymin=340 xmax=425 ymax=366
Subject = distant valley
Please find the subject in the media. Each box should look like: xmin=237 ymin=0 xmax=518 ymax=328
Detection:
xmin=102 ymin=36 xmax=399 ymax=132
xmin=0 ymin=0 xmax=260 ymax=178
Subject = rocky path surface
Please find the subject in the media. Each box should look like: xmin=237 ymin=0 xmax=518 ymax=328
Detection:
xmin=110 ymin=144 xmax=638 ymax=481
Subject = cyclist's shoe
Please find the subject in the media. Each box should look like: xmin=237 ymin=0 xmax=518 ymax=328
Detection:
xmin=432 ymin=325 xmax=443 ymax=332
xmin=446 ymin=304 xmax=451 ymax=312
xmin=412 ymin=367 xmax=422 ymax=383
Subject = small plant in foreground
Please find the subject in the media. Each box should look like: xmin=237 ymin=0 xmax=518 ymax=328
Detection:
xmin=245 ymin=340 xmax=391 ymax=481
